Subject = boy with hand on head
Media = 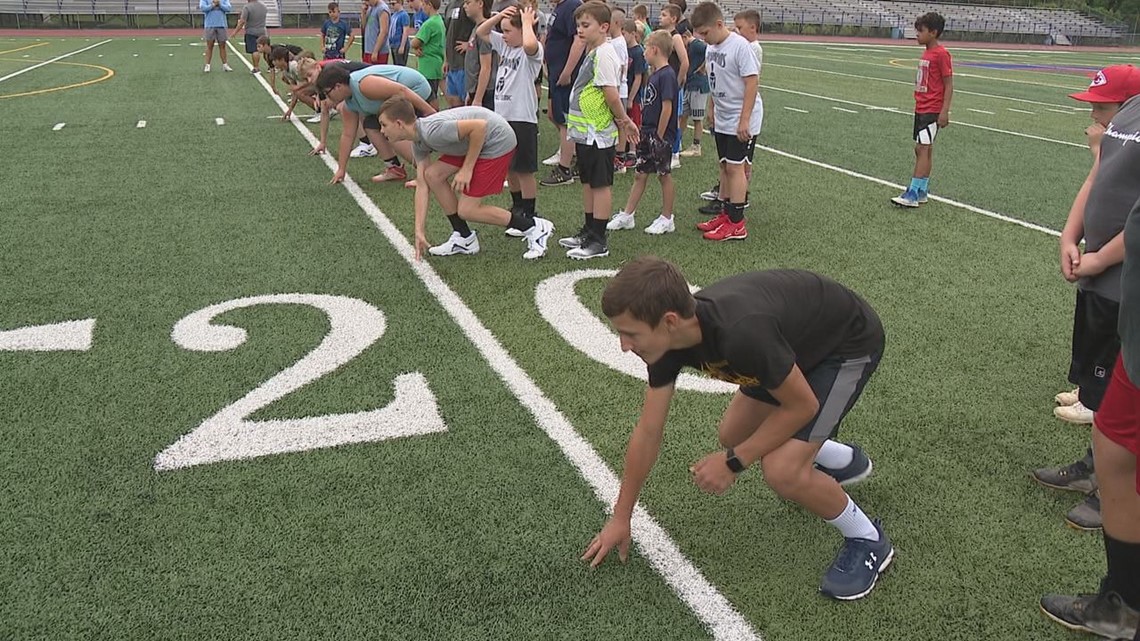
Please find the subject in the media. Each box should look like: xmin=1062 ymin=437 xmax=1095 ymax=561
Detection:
xmin=362 ymin=0 xmax=392 ymax=64
xmin=321 ymin=2 xmax=355 ymax=59
xmin=678 ymin=27 xmax=707 ymax=157
xmin=556 ymin=1 xmax=640 ymax=260
xmin=378 ymin=99 xmax=555 ymax=260
xmin=388 ymin=0 xmax=411 ymax=65
xmin=607 ymin=29 xmax=678 ymax=235
xmin=463 ymin=0 xmax=495 ymax=110
xmin=582 ymin=256 xmax=892 ymax=602
xmin=690 ymin=1 xmax=761 ymax=242
xmin=411 ymin=0 xmax=446 ymax=107
xmin=891 ymin=12 xmax=952 ymax=208
xmin=476 ymin=3 xmax=544 ymax=225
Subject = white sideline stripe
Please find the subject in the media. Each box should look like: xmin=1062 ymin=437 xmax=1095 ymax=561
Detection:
xmin=52 ymin=122 xmax=65 ymax=131
xmin=757 ymin=144 xmax=1062 ymax=238
xmin=968 ymin=108 xmax=995 ymax=114
xmin=0 ymin=39 xmax=110 ymax=84
xmin=1008 ymin=108 xmax=1036 ymax=114
xmin=1048 ymin=108 xmax=1076 ymax=114
xmin=224 ymin=40 xmax=759 ymax=641
xmin=764 ymin=85 xmax=1086 ymax=149
xmin=783 ymin=106 xmax=809 ymax=113
xmin=136 ymin=120 xmax=147 ymax=128
xmin=215 ymin=117 xmax=225 ymax=126
xmin=831 ymin=106 xmax=858 ymax=113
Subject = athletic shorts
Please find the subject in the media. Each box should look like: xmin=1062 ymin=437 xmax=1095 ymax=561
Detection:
xmin=714 ymin=131 xmax=757 ymax=165
xmin=635 ymin=130 xmax=672 ymax=175
xmin=1093 ymin=357 xmax=1140 ymax=493
xmin=446 ymin=69 xmax=466 ymax=97
xmin=391 ymin=50 xmax=408 ymax=66
xmin=630 ymin=101 xmax=642 ymax=129
xmin=244 ymin=33 xmax=260 ymax=53
xmin=438 ymin=151 xmax=514 ymax=198
xmin=742 ymin=350 xmax=883 ymax=443
xmin=914 ymin=112 xmax=939 ymax=145
xmin=508 ymin=121 xmax=538 ymax=174
xmin=575 ymin=143 xmax=616 ymax=188
xmin=204 ymin=27 xmax=227 ymax=43
xmin=466 ymin=91 xmax=495 ymax=111
xmin=549 ymin=84 xmax=572 ymax=126
xmin=1069 ymin=289 xmax=1122 ymax=411
xmin=363 ymin=113 xmax=380 ymax=131
xmin=683 ymin=89 xmax=708 ymax=118
xmin=362 ymin=52 xmax=389 ymax=64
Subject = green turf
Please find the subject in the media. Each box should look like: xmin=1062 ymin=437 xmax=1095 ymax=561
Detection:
xmin=0 ymin=36 xmax=1123 ymax=640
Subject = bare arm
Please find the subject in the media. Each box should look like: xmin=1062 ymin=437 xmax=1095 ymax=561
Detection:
xmin=332 ymin=108 xmax=361 ymax=182
xmin=474 ymin=50 xmax=492 ymax=104
xmin=938 ymin=76 xmax=953 ymax=127
xmin=344 ymin=31 xmax=356 ymax=54
xmin=359 ymin=76 xmax=435 ymax=115
xmin=1061 ymin=151 xmax=1099 ymax=281
xmin=557 ymin=36 xmax=585 ymax=85
xmin=672 ymin=34 xmax=688 ymax=84
xmin=412 ymin=158 xmax=434 ymax=259
xmin=521 ymin=7 xmax=539 ymax=55
xmin=375 ymin=12 xmax=390 ymax=57
xmin=602 ymin=84 xmax=638 ymax=142
xmin=628 ymin=72 xmax=642 ymax=110
xmin=736 ymin=74 xmax=757 ymax=140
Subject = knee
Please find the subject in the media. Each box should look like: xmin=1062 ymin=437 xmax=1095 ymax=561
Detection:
xmin=456 ymin=198 xmax=481 ymax=217
xmin=761 ymin=453 xmax=814 ymax=498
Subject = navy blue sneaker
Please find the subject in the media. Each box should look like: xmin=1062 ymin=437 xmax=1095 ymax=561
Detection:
xmin=815 ymin=444 xmax=873 ymax=487
xmin=820 ymin=520 xmax=894 ymax=600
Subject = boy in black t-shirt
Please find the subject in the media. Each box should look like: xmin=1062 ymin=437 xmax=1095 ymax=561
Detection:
xmin=582 ymin=257 xmax=893 ymax=601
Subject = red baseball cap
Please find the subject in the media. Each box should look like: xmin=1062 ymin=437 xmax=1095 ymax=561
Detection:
xmin=1070 ymin=64 xmax=1140 ymax=103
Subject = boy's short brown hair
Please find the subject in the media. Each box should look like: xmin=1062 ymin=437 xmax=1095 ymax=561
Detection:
xmin=689 ymin=1 xmax=723 ymax=29
xmin=660 ymin=4 xmax=681 ymax=20
xmin=379 ymin=96 xmax=418 ymax=123
xmin=644 ymin=29 xmax=673 ymax=56
xmin=573 ymin=1 xmax=611 ymax=26
xmin=631 ymin=3 xmax=647 ymax=18
xmin=327 ymin=1 xmax=339 ymax=11
xmin=621 ymin=18 xmax=641 ymax=37
xmin=601 ymin=257 xmax=696 ymax=326
xmin=733 ymin=9 xmax=760 ymax=31
xmin=424 ymin=0 xmax=440 ymax=9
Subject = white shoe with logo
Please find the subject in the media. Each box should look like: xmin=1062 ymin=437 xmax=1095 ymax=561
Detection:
xmin=644 ymin=215 xmax=675 ymax=235
xmin=429 ymin=231 xmax=480 ymax=256
xmin=606 ymin=211 xmax=635 ymax=231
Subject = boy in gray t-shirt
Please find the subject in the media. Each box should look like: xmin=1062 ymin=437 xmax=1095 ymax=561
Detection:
xmin=378 ymin=100 xmax=554 ymax=261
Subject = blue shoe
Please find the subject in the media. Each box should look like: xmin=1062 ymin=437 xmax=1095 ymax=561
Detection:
xmin=916 ymin=190 xmax=929 ymax=204
xmin=820 ymin=520 xmax=894 ymax=600
xmin=816 ymin=443 xmax=873 ymax=487
xmin=890 ymin=189 xmax=920 ymax=208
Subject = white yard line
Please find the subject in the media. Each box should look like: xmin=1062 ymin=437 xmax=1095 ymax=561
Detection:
xmin=0 ymin=39 xmax=110 ymax=85
xmin=783 ymin=106 xmax=809 ymax=113
xmin=831 ymin=106 xmax=858 ymax=113
xmin=225 ymin=40 xmax=760 ymax=641
xmin=1008 ymin=108 xmax=1036 ymax=114
xmin=968 ymin=108 xmax=995 ymax=114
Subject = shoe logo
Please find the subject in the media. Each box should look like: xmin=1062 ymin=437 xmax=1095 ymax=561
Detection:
xmin=865 ymin=553 xmax=877 ymax=570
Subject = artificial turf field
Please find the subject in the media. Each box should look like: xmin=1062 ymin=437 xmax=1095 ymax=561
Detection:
xmin=2 ymin=32 xmax=1139 ymax=640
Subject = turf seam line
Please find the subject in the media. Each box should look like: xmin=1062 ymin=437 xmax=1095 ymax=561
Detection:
xmin=0 ymin=39 xmax=110 ymax=84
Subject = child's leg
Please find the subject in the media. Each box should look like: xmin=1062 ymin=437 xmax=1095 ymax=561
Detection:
xmin=423 ymin=161 xmax=461 ymax=217
xmin=692 ymin=113 xmax=703 ymax=145
xmin=517 ymin=172 xmax=537 ymax=200
xmin=723 ymin=161 xmax=748 ymax=218
xmin=659 ymin=173 xmax=675 ymax=218
xmin=219 ymin=41 xmax=229 ymax=64
xmin=914 ymin=143 xmax=932 ymax=179
xmin=456 ymin=195 xmax=511 ymax=226
xmin=622 ymin=172 xmax=651 ymax=214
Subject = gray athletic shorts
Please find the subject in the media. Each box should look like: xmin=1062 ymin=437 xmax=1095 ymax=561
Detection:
xmin=204 ymin=27 xmax=228 ymax=43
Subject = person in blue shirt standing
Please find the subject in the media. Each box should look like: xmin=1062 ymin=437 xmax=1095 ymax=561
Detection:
xmin=363 ymin=0 xmax=391 ymax=63
xmin=321 ymin=1 xmax=355 ymax=60
xmin=389 ymin=0 xmax=411 ymax=65
xmin=200 ymin=0 xmax=233 ymax=72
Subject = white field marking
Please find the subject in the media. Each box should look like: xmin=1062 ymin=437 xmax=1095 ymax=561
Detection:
xmin=0 ymin=38 xmax=110 ymax=84
xmin=21 ymin=54 xmax=28 ymax=57
xmin=133 ymin=54 xmax=138 ymax=57
xmin=824 ymin=46 xmax=889 ymax=53
xmin=764 ymin=85 xmax=1086 ymax=149
xmin=137 ymin=120 xmax=147 ymax=128
xmin=783 ymin=106 xmax=809 ymax=113
xmin=225 ymin=40 xmax=759 ymax=641
xmin=535 ymin=271 xmax=735 ymax=395
xmin=168 ymin=53 xmax=174 ymax=57
xmin=764 ymin=39 xmax=1105 ymax=55
xmin=968 ymin=108 xmax=995 ymax=115
xmin=758 ymin=143 xmax=1062 ymax=238
xmin=1048 ymin=108 xmax=1077 ymax=114
xmin=215 ymin=117 xmax=225 ymax=125
xmin=1008 ymin=108 xmax=1036 ymax=115
xmin=97 ymin=54 xmax=103 ymax=57
xmin=52 ymin=122 xmax=65 ymax=130
xmin=158 ymin=43 xmax=183 ymax=47
xmin=831 ymin=106 xmax=858 ymax=114
xmin=155 ymin=294 xmax=446 ymax=471
xmin=0 ymin=319 xmax=95 ymax=351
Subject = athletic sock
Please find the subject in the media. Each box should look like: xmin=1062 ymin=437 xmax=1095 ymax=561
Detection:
xmin=908 ymin=177 xmax=922 ymax=193
xmin=446 ymin=214 xmax=472 ymax=237
xmin=510 ymin=190 xmax=523 ymax=208
xmin=522 ymin=197 xmax=536 ymax=216
xmin=384 ymin=155 xmax=402 ymax=168
xmin=727 ymin=202 xmax=746 ymax=224
xmin=587 ymin=215 xmax=607 ymax=239
xmin=826 ymin=496 xmax=879 ymax=541
xmin=1105 ymin=533 xmax=1140 ymax=609
xmin=582 ymin=211 xmax=592 ymax=231
xmin=359 ymin=136 xmax=370 ymax=145
xmin=814 ymin=441 xmax=854 ymax=469
xmin=915 ymin=177 xmax=930 ymax=193
xmin=508 ymin=209 xmax=535 ymax=231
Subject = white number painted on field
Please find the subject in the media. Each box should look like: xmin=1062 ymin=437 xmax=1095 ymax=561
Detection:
xmin=154 ymin=294 xmax=445 ymax=471
xmin=0 ymin=319 xmax=95 ymax=351
xmin=535 ymin=270 xmax=734 ymax=394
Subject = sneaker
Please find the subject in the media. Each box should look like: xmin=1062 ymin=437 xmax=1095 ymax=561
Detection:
xmin=203 ymin=63 xmax=211 ymax=72
xmin=815 ymin=444 xmax=873 ymax=487
xmin=891 ymin=189 xmax=920 ymax=208
xmin=1055 ymin=388 xmax=1081 ymax=406
xmin=428 ymin=231 xmax=479 ymax=257
xmin=1054 ymin=401 xmax=1094 ymax=425
xmin=697 ymin=213 xmax=729 ymax=233
xmin=1041 ymin=579 xmax=1140 ymax=639
xmin=350 ymin=142 xmax=377 ymax=158
xmin=251 ymin=68 xmax=261 ymax=74
xmin=699 ymin=199 xmax=726 ymax=216
xmin=540 ymin=166 xmax=575 ymax=187
xmin=916 ymin=190 xmax=929 ymax=204
xmin=644 ymin=215 xmax=675 ymax=235
xmin=607 ymin=211 xmax=636 ymax=231
xmin=567 ymin=234 xmax=609 ymax=260
xmin=522 ymin=217 xmax=554 ymax=260
xmin=306 ymin=112 xmax=323 ymax=123
xmin=703 ymin=218 xmax=748 ymax=241
xmin=222 ymin=63 xmax=233 ymax=72
xmin=1032 ymin=458 xmax=1096 ymax=493
xmin=542 ymin=151 xmax=562 ymax=166
xmin=819 ymin=520 xmax=894 ymax=601
xmin=679 ymin=144 xmax=702 ymax=158
xmin=371 ymin=164 xmax=408 ymax=183
xmin=1065 ymin=492 xmax=1102 ymax=531
xmin=670 ymin=153 xmax=681 ymax=170
xmin=700 ymin=184 xmax=721 ymax=201
xmin=558 ymin=225 xmax=590 ymax=249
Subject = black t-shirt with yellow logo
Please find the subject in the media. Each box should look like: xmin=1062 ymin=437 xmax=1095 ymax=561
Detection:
xmin=647 ymin=270 xmax=884 ymax=390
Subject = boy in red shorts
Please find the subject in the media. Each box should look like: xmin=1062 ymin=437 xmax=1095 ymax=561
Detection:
xmin=377 ymin=98 xmax=554 ymax=261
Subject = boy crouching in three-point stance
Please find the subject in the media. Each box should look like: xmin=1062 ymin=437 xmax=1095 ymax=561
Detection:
xmin=582 ymin=257 xmax=894 ymax=600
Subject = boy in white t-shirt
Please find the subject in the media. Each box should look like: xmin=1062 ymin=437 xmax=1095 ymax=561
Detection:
xmin=609 ymin=6 xmax=630 ymax=172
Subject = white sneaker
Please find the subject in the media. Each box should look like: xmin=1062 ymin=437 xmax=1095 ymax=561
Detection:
xmin=350 ymin=143 xmax=377 ymax=158
xmin=222 ymin=63 xmax=233 ymax=72
xmin=606 ymin=211 xmax=636 ymax=231
xmin=306 ymin=113 xmax=323 ymax=123
xmin=1054 ymin=401 xmax=1094 ymax=425
xmin=679 ymin=144 xmax=702 ymax=158
xmin=542 ymin=151 xmax=562 ymax=166
xmin=644 ymin=215 xmax=675 ymax=235
xmin=203 ymin=63 xmax=211 ymax=72
xmin=522 ymin=217 xmax=554 ymax=259
xmin=504 ymin=226 xmax=526 ymax=238
xmin=700 ymin=184 xmax=721 ymax=201
xmin=1055 ymin=388 xmax=1080 ymax=407
xmin=428 ymin=231 xmax=480 ymax=256
xmin=670 ymin=153 xmax=681 ymax=170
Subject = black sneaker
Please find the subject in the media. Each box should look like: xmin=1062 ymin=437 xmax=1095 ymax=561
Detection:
xmin=540 ymin=166 xmax=576 ymax=187
xmin=566 ymin=233 xmax=609 ymax=260
xmin=815 ymin=444 xmax=873 ymax=487
xmin=558 ymin=224 xmax=590 ymax=249
xmin=1041 ymin=579 xmax=1140 ymax=639
xmin=699 ymin=199 xmax=726 ymax=216
xmin=1065 ymin=492 xmax=1102 ymax=531
xmin=1032 ymin=457 xmax=1096 ymax=493
xmin=819 ymin=519 xmax=894 ymax=600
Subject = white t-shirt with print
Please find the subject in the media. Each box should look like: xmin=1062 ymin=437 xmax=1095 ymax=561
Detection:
xmin=707 ymin=32 xmax=762 ymax=136
xmin=488 ymin=31 xmax=544 ymax=123
xmin=609 ymin=37 xmax=629 ymax=101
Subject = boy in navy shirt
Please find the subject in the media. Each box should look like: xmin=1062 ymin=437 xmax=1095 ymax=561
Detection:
xmin=620 ymin=19 xmax=647 ymax=170
xmin=321 ymin=2 xmax=355 ymax=59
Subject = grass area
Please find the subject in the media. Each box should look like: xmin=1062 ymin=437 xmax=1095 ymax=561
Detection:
xmin=0 ymin=35 xmax=1123 ymax=640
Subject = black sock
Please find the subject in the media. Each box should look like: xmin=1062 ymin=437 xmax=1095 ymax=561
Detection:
xmin=587 ymin=216 xmax=607 ymax=239
xmin=559 ymin=163 xmax=572 ymax=175
xmin=1105 ymin=534 xmax=1140 ymax=609
xmin=384 ymin=155 xmax=402 ymax=168
xmin=508 ymin=209 xmax=535 ymax=231
xmin=582 ymin=211 xmax=592 ymax=231
xmin=510 ymin=190 xmax=523 ymax=209
xmin=727 ymin=202 xmax=746 ymax=223
xmin=447 ymin=214 xmax=472 ymax=237
xmin=522 ymin=197 xmax=536 ymax=216
xmin=360 ymin=136 xmax=370 ymax=145
xmin=692 ymin=138 xmax=701 ymax=146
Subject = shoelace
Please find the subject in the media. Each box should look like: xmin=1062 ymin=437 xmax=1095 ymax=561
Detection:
xmin=833 ymin=538 xmax=870 ymax=573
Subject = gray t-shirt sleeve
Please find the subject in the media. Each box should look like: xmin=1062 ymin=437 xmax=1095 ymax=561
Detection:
xmin=416 ymin=118 xmax=462 ymax=159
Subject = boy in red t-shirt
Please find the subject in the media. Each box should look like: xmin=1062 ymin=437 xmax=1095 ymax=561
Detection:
xmin=892 ymin=12 xmax=952 ymax=208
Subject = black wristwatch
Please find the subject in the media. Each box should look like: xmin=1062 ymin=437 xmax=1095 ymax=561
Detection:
xmin=725 ymin=448 xmax=746 ymax=474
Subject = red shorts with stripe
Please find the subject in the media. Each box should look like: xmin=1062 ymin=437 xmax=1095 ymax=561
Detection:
xmin=1094 ymin=355 xmax=1140 ymax=493
xmin=438 ymin=152 xmax=513 ymax=198
xmin=362 ymin=52 xmax=389 ymax=64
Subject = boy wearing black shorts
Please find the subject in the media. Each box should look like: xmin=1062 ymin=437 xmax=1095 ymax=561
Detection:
xmin=891 ymin=12 xmax=952 ymax=208
xmin=582 ymin=257 xmax=891 ymax=601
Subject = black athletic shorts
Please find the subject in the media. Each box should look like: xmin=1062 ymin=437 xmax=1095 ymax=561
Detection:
xmin=575 ymin=143 xmax=616 ymax=188
xmin=714 ymin=131 xmax=757 ymax=165
xmin=363 ymin=113 xmax=380 ymax=130
xmin=1069 ymin=289 xmax=1121 ymax=411
xmin=913 ymin=112 xmax=939 ymax=144
xmin=635 ymin=130 xmax=672 ymax=175
xmin=742 ymin=350 xmax=883 ymax=443
xmin=244 ymin=33 xmax=260 ymax=54
xmin=509 ymin=121 xmax=538 ymax=174
xmin=427 ymin=78 xmax=440 ymax=101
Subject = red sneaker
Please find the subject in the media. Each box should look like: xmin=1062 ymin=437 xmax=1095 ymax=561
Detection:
xmin=696 ymin=213 xmax=729 ymax=232
xmin=371 ymin=164 xmax=408 ymax=183
xmin=703 ymin=218 xmax=748 ymax=241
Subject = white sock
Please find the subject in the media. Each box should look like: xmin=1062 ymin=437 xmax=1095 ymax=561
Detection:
xmin=814 ymin=440 xmax=854 ymax=469
xmin=825 ymin=496 xmax=879 ymax=541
